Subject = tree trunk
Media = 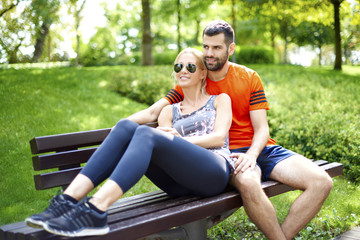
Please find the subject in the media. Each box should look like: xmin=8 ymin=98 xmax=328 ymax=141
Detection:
xmin=332 ymin=0 xmax=342 ymax=70
xmin=75 ymin=0 xmax=86 ymax=66
xmin=231 ymin=0 xmax=236 ymax=63
xmin=177 ymin=0 xmax=181 ymax=53
xmin=193 ymin=18 xmax=200 ymax=45
xmin=32 ymin=22 xmax=50 ymax=63
xmin=318 ymin=45 xmax=322 ymax=66
xmin=141 ymin=0 xmax=153 ymax=65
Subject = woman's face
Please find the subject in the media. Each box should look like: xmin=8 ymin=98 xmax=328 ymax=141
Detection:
xmin=175 ymin=53 xmax=206 ymax=89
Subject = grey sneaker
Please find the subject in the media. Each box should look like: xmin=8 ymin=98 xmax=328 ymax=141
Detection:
xmin=43 ymin=201 xmax=109 ymax=237
xmin=25 ymin=194 xmax=77 ymax=228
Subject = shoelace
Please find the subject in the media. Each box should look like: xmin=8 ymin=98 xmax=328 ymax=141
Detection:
xmin=46 ymin=196 xmax=61 ymax=211
xmin=62 ymin=202 xmax=90 ymax=221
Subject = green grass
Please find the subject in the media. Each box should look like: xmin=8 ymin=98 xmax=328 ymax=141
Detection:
xmin=0 ymin=66 xmax=152 ymax=224
xmin=0 ymin=64 xmax=359 ymax=239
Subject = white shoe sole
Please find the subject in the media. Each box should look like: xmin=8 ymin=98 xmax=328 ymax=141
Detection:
xmin=43 ymin=223 xmax=110 ymax=237
xmin=25 ymin=218 xmax=45 ymax=229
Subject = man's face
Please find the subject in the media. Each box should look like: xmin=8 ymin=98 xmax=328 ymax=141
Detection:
xmin=203 ymin=33 xmax=229 ymax=72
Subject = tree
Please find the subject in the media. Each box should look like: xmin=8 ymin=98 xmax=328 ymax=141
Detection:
xmin=141 ymin=0 xmax=153 ymax=65
xmin=30 ymin=0 xmax=61 ymax=62
xmin=231 ymin=0 xmax=236 ymax=63
xmin=176 ymin=0 xmax=181 ymax=52
xmin=0 ymin=0 xmax=20 ymax=18
xmin=0 ymin=0 xmax=30 ymax=63
xmin=69 ymin=0 xmax=87 ymax=66
xmin=331 ymin=0 xmax=344 ymax=70
xmin=292 ymin=21 xmax=333 ymax=65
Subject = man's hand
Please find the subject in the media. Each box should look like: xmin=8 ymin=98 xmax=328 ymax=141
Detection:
xmin=157 ymin=127 xmax=182 ymax=137
xmin=231 ymin=152 xmax=257 ymax=175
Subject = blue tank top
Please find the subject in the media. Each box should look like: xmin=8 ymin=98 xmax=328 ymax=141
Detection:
xmin=172 ymin=95 xmax=233 ymax=168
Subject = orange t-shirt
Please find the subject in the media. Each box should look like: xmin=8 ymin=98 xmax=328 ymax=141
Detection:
xmin=165 ymin=62 xmax=277 ymax=149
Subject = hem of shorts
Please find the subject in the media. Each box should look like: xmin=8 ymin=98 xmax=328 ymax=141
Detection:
xmin=262 ymin=152 xmax=298 ymax=181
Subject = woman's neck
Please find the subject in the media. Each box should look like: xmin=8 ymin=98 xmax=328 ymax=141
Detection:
xmin=180 ymin=87 xmax=209 ymax=113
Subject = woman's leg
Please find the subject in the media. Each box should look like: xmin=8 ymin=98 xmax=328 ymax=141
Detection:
xmin=64 ymin=119 xmax=139 ymax=201
xmin=108 ymin=125 xmax=230 ymax=198
xmin=39 ymin=125 xmax=230 ymax=237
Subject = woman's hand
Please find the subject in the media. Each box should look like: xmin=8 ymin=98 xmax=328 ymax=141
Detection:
xmin=157 ymin=127 xmax=182 ymax=138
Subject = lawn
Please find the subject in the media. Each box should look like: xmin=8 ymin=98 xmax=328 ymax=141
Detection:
xmin=0 ymin=64 xmax=359 ymax=239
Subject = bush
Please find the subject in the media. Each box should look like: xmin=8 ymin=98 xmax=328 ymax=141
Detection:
xmin=253 ymin=65 xmax=360 ymax=183
xmin=237 ymin=46 xmax=275 ymax=64
xmin=108 ymin=65 xmax=174 ymax=105
xmin=153 ymin=50 xmax=178 ymax=65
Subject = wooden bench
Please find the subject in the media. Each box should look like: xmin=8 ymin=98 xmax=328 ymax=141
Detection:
xmin=0 ymin=123 xmax=343 ymax=240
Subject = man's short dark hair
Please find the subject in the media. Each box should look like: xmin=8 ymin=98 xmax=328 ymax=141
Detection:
xmin=203 ymin=20 xmax=234 ymax=47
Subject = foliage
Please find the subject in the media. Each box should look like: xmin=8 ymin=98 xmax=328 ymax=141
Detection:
xmin=108 ymin=65 xmax=173 ymax=105
xmin=153 ymin=50 xmax=178 ymax=65
xmin=236 ymin=45 xmax=275 ymax=64
xmin=1 ymin=0 xmax=360 ymax=66
xmin=254 ymin=64 xmax=360 ymax=183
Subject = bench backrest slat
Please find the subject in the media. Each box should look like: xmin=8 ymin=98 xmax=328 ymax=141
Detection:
xmin=30 ymin=129 xmax=111 ymax=154
xmin=32 ymin=148 xmax=97 ymax=170
xmin=30 ymin=122 xmax=159 ymax=190
xmin=34 ymin=167 xmax=82 ymax=190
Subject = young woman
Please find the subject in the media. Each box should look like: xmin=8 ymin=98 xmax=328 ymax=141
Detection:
xmin=25 ymin=48 xmax=233 ymax=237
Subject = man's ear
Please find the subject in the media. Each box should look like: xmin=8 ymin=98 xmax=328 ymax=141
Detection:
xmin=228 ymin=42 xmax=235 ymax=55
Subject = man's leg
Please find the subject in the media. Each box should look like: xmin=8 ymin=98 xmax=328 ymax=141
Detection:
xmin=229 ymin=166 xmax=287 ymax=240
xmin=269 ymin=155 xmax=333 ymax=239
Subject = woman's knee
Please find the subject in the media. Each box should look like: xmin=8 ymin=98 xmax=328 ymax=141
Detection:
xmin=133 ymin=125 xmax=154 ymax=138
xmin=112 ymin=119 xmax=138 ymax=134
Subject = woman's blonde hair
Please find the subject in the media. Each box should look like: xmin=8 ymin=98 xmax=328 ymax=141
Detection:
xmin=173 ymin=48 xmax=207 ymax=94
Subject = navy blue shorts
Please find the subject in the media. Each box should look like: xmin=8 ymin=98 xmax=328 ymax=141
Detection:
xmin=231 ymin=145 xmax=297 ymax=181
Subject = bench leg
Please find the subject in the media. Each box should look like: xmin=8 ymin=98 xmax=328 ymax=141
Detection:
xmin=181 ymin=219 xmax=207 ymax=240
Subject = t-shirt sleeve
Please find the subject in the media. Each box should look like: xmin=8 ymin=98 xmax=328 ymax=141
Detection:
xmin=164 ymin=84 xmax=184 ymax=104
xmin=249 ymin=71 xmax=270 ymax=111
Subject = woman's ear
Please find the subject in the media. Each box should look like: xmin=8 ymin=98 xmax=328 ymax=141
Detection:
xmin=202 ymin=69 xmax=207 ymax=80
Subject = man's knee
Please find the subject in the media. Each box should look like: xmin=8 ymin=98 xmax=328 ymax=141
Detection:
xmin=313 ymin=170 xmax=333 ymax=195
xmin=230 ymin=169 xmax=262 ymax=197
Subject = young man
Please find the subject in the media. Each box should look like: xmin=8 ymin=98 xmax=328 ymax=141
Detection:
xmin=129 ymin=20 xmax=333 ymax=240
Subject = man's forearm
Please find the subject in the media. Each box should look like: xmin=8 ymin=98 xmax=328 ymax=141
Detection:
xmin=246 ymin=127 xmax=269 ymax=158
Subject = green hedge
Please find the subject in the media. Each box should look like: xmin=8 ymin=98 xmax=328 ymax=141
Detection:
xmin=255 ymin=65 xmax=360 ymax=183
xmin=108 ymin=65 xmax=174 ymax=105
xmin=236 ymin=45 xmax=275 ymax=64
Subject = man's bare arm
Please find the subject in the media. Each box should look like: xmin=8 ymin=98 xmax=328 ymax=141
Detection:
xmin=126 ymin=98 xmax=170 ymax=124
xmin=232 ymin=109 xmax=270 ymax=174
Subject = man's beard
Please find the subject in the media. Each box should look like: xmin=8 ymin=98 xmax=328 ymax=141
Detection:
xmin=204 ymin=52 xmax=229 ymax=71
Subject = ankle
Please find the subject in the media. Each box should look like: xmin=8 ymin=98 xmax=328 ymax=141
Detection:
xmin=87 ymin=200 xmax=106 ymax=214
xmin=62 ymin=194 xmax=78 ymax=204
xmin=88 ymin=197 xmax=108 ymax=212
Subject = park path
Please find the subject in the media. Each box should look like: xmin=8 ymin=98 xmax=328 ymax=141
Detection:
xmin=336 ymin=227 xmax=360 ymax=240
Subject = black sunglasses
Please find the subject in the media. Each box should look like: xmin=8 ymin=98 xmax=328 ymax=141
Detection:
xmin=174 ymin=63 xmax=197 ymax=73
